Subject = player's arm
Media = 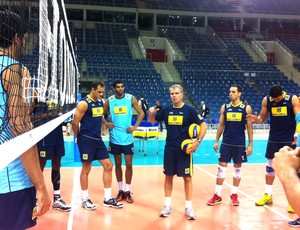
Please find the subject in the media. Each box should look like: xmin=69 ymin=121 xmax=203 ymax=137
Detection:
xmin=198 ymin=121 xmax=207 ymax=142
xmin=21 ymin=67 xmax=39 ymax=118
xmin=213 ymin=105 xmax=225 ymax=152
xmin=191 ymin=119 xmax=208 ymax=152
xmin=291 ymin=95 xmax=300 ymax=144
xmin=3 ymin=67 xmax=51 ymax=217
xmin=258 ymin=97 xmax=269 ymax=123
xmin=246 ymin=105 xmax=253 ymax=156
xmin=103 ymin=98 xmax=109 ymax=115
xmin=149 ymin=106 xmax=159 ymax=124
xmin=102 ymin=100 xmax=114 ymax=130
xmin=247 ymin=97 xmax=268 ymax=123
xmin=131 ymin=96 xmax=145 ymax=130
xmin=273 ymin=146 xmax=300 ymax=216
xmin=72 ymin=100 xmax=87 ymax=137
xmin=22 ymin=66 xmax=30 ymax=98
xmin=292 ymin=95 xmax=300 ymax=118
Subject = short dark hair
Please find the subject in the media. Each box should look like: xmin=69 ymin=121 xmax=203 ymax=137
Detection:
xmin=91 ymin=81 xmax=104 ymax=90
xmin=231 ymin=84 xmax=243 ymax=93
xmin=269 ymin=85 xmax=283 ymax=98
xmin=0 ymin=10 xmax=26 ymax=48
xmin=113 ymin=80 xmax=124 ymax=88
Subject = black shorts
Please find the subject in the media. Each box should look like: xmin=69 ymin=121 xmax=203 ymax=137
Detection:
xmin=109 ymin=142 xmax=134 ymax=155
xmin=77 ymin=134 xmax=109 ymax=162
xmin=163 ymin=145 xmax=193 ymax=177
xmin=0 ymin=187 xmax=37 ymax=230
xmin=37 ymin=143 xmax=65 ymax=160
xmin=219 ymin=144 xmax=247 ymax=163
xmin=265 ymin=141 xmax=295 ymax=159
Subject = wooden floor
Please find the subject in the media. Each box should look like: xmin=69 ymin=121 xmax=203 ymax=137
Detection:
xmin=32 ymin=164 xmax=297 ymax=230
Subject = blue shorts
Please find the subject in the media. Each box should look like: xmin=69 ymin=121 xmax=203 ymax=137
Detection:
xmin=109 ymin=142 xmax=134 ymax=155
xmin=265 ymin=141 xmax=295 ymax=159
xmin=219 ymin=144 xmax=247 ymax=163
xmin=77 ymin=134 xmax=109 ymax=162
xmin=37 ymin=143 xmax=65 ymax=160
xmin=163 ymin=145 xmax=193 ymax=177
xmin=0 ymin=187 xmax=37 ymax=229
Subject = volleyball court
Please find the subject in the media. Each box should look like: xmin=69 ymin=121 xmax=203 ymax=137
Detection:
xmin=0 ymin=1 xmax=298 ymax=229
xmin=31 ymin=150 xmax=298 ymax=230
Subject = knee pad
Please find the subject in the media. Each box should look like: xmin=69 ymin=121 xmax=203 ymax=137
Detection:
xmin=217 ymin=165 xmax=227 ymax=179
xmin=266 ymin=159 xmax=275 ymax=177
xmin=233 ymin=167 xmax=242 ymax=179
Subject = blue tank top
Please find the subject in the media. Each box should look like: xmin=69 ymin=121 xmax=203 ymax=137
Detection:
xmin=222 ymin=102 xmax=247 ymax=146
xmin=267 ymin=92 xmax=295 ymax=142
xmin=79 ymin=95 xmax=104 ymax=139
xmin=0 ymin=55 xmax=33 ymax=194
xmin=108 ymin=93 xmax=133 ymax=145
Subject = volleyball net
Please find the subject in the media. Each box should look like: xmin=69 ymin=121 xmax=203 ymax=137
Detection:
xmin=0 ymin=0 xmax=79 ymax=170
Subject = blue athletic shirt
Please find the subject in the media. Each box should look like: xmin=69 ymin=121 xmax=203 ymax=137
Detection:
xmin=79 ymin=95 xmax=104 ymax=139
xmin=108 ymin=93 xmax=133 ymax=145
xmin=267 ymin=92 xmax=296 ymax=142
xmin=155 ymin=103 xmax=203 ymax=147
xmin=0 ymin=55 xmax=33 ymax=194
xmin=222 ymin=102 xmax=247 ymax=146
xmin=34 ymin=100 xmax=64 ymax=146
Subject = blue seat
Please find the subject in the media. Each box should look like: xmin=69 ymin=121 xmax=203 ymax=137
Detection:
xmin=211 ymin=118 xmax=219 ymax=124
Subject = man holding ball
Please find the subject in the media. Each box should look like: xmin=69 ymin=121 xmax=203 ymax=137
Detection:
xmin=149 ymin=84 xmax=207 ymax=220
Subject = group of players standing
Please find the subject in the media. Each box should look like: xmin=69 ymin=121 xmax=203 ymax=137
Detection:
xmin=2 ymin=8 xmax=300 ymax=230
xmin=69 ymin=81 xmax=300 ymax=223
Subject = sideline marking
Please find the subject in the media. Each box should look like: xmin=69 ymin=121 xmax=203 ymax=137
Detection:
xmin=67 ymin=167 xmax=81 ymax=230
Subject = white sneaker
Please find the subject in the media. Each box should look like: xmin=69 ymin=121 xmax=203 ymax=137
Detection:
xmin=52 ymin=198 xmax=71 ymax=212
xmin=185 ymin=207 xmax=196 ymax=220
xmin=160 ymin=206 xmax=172 ymax=217
xmin=81 ymin=199 xmax=96 ymax=211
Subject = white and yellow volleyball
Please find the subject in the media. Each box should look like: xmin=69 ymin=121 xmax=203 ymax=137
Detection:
xmin=181 ymin=139 xmax=194 ymax=154
xmin=188 ymin=123 xmax=201 ymax=139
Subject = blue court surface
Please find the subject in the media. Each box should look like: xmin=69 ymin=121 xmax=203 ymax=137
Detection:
xmin=49 ymin=134 xmax=268 ymax=168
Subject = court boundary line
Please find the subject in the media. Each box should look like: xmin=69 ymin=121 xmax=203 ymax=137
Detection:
xmin=195 ymin=165 xmax=293 ymax=221
xmin=67 ymin=167 xmax=81 ymax=230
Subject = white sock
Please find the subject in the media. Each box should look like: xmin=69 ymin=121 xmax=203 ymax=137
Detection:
xmin=82 ymin=190 xmax=89 ymax=200
xmin=53 ymin=190 xmax=61 ymax=196
xmin=165 ymin=197 xmax=171 ymax=207
xmin=125 ymin=183 xmax=131 ymax=192
xmin=185 ymin=200 xmax=192 ymax=208
xmin=231 ymin=186 xmax=238 ymax=194
xmin=265 ymin=185 xmax=272 ymax=196
xmin=118 ymin=181 xmax=123 ymax=191
xmin=215 ymin=185 xmax=223 ymax=196
xmin=104 ymin=188 xmax=112 ymax=201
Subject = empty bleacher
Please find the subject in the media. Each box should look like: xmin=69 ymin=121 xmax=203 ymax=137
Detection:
xmin=244 ymin=0 xmax=300 ymax=15
xmin=64 ymin=0 xmax=136 ymax=8
xmin=144 ymin=0 xmax=241 ymax=13
xmin=156 ymin=26 xmax=300 ymax=118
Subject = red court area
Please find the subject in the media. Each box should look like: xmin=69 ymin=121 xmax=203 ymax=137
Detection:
xmin=32 ymin=165 xmax=296 ymax=230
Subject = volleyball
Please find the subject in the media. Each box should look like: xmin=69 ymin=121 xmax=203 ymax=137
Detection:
xmin=188 ymin=123 xmax=201 ymax=139
xmin=181 ymin=139 xmax=194 ymax=154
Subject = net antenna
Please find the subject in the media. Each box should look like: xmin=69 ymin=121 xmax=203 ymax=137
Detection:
xmin=0 ymin=0 xmax=79 ymax=170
